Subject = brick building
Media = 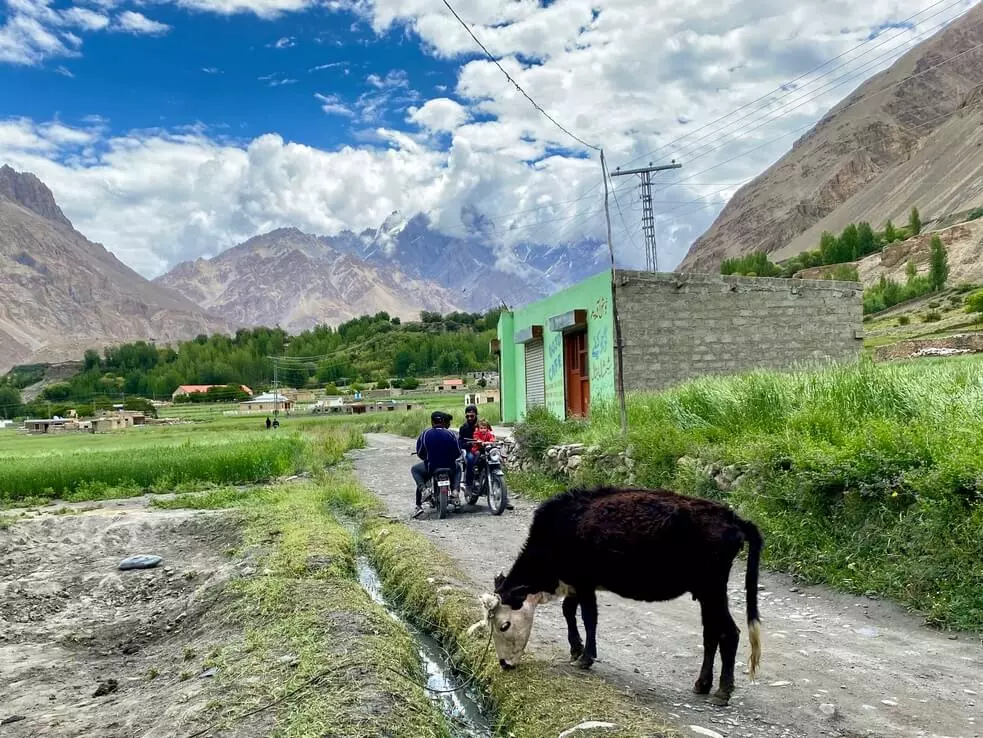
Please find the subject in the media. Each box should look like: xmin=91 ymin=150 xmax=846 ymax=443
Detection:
xmin=494 ymin=269 xmax=863 ymax=423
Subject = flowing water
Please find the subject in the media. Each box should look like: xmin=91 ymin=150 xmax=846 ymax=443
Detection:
xmin=355 ymin=556 xmax=494 ymax=738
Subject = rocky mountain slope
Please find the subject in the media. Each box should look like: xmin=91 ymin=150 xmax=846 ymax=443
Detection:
xmin=679 ymin=2 xmax=983 ymax=273
xmin=0 ymin=166 xmax=229 ymax=374
xmin=155 ymin=227 xmax=462 ymax=333
xmin=324 ymin=210 xmax=609 ymax=311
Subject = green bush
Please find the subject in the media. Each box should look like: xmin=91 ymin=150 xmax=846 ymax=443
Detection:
xmin=512 ymin=359 xmax=983 ymax=630
xmin=897 ymin=315 xmax=911 ymax=326
xmin=923 ymin=311 xmax=942 ymax=323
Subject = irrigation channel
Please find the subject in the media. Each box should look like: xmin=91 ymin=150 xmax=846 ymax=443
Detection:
xmin=355 ymin=555 xmax=494 ymax=737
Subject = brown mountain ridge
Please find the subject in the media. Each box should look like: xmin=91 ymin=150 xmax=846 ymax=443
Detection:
xmin=679 ymin=3 xmax=983 ymax=274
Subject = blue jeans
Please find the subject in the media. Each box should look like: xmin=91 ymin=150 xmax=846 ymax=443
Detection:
xmin=464 ymin=450 xmax=478 ymax=489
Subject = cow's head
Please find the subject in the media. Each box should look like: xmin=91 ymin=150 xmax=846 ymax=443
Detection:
xmin=470 ymin=572 xmax=548 ymax=670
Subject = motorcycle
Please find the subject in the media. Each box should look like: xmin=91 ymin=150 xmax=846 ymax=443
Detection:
xmin=463 ymin=440 xmax=509 ymax=515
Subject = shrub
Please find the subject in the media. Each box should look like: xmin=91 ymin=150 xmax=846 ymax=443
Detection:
xmin=897 ymin=315 xmax=911 ymax=326
xmin=923 ymin=311 xmax=942 ymax=323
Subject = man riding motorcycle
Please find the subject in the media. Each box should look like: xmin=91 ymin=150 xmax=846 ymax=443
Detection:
xmin=410 ymin=410 xmax=462 ymax=518
xmin=458 ymin=404 xmax=479 ymax=493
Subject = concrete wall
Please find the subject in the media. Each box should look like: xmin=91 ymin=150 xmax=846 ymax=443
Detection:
xmin=498 ymin=270 xmax=614 ymax=423
xmin=614 ymin=270 xmax=863 ymax=392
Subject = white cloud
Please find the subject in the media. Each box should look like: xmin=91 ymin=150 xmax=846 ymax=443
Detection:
xmin=114 ymin=11 xmax=170 ymax=35
xmin=408 ymin=97 xmax=468 ymax=131
xmin=269 ymin=35 xmax=295 ymax=48
xmin=55 ymin=64 xmax=73 ymax=76
xmin=259 ymin=73 xmax=298 ymax=86
xmin=62 ymin=6 xmax=111 ymax=30
xmin=4 ymin=0 xmax=978 ymax=275
xmin=202 ymin=66 xmax=222 ymax=74
xmin=315 ymin=93 xmax=355 ymax=117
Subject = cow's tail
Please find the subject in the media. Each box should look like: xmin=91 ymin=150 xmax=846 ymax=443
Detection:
xmin=738 ymin=517 xmax=763 ymax=681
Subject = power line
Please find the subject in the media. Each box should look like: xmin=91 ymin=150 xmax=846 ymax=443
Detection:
xmin=440 ymin=0 xmax=600 ymax=153
xmin=617 ymin=0 xmax=971 ymax=171
xmin=665 ymin=3 xmax=976 ymax=168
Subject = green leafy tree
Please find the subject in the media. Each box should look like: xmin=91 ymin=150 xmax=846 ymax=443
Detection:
xmin=908 ymin=206 xmax=921 ymax=237
xmin=837 ymin=224 xmax=859 ymax=263
xmin=856 ymin=222 xmax=876 ymax=258
xmin=0 ymin=385 xmax=22 ymax=419
xmin=819 ymin=232 xmax=838 ymax=264
xmin=964 ymin=291 xmax=983 ymax=320
xmin=905 ymin=260 xmax=918 ymax=284
xmin=929 ymin=235 xmax=949 ymax=291
xmin=883 ymin=220 xmax=897 ymax=243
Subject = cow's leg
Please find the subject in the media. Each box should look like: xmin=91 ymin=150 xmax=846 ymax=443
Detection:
xmin=693 ymin=596 xmax=721 ymax=695
xmin=562 ymin=595 xmax=583 ymax=661
xmin=575 ymin=588 xmax=598 ymax=670
xmin=710 ymin=599 xmax=740 ymax=707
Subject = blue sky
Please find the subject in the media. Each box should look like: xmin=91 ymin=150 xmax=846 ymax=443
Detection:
xmin=1 ymin=3 xmax=462 ymax=150
xmin=0 ymin=0 xmax=977 ymax=277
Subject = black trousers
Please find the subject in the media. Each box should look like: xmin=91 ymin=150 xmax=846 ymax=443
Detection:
xmin=411 ymin=461 xmax=461 ymax=505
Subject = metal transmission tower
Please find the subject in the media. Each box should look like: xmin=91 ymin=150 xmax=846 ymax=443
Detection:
xmin=612 ymin=160 xmax=682 ymax=272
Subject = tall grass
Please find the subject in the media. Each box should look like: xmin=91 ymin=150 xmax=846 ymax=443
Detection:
xmin=514 ymin=357 xmax=983 ymax=630
xmin=0 ymin=425 xmax=365 ymax=503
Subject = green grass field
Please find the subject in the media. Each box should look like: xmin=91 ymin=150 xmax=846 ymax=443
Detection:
xmin=513 ymin=355 xmax=983 ymax=630
xmin=0 ymin=415 xmax=363 ymax=505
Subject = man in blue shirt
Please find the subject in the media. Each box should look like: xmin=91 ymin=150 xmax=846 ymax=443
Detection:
xmin=410 ymin=411 xmax=462 ymax=518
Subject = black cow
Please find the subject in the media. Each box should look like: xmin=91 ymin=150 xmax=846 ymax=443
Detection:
xmin=472 ymin=485 xmax=762 ymax=706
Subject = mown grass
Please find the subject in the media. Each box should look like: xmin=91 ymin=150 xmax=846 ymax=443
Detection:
xmin=512 ymin=356 xmax=983 ymax=631
xmin=0 ymin=424 xmax=364 ymax=504
xmin=160 ymin=477 xmax=453 ymax=738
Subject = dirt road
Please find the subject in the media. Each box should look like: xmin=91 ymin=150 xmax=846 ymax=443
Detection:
xmin=352 ymin=433 xmax=982 ymax=738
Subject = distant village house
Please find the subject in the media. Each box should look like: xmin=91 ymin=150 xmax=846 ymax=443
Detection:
xmin=171 ymin=384 xmax=253 ymax=401
xmin=435 ymin=378 xmax=464 ymax=392
xmin=239 ymin=392 xmax=293 ymax=414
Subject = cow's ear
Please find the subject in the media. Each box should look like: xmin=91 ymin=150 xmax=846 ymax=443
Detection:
xmin=527 ymin=591 xmax=551 ymax=606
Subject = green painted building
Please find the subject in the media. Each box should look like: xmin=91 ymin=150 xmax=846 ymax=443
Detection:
xmin=495 ymin=269 xmax=864 ymax=423
xmin=495 ymin=270 xmax=616 ymax=424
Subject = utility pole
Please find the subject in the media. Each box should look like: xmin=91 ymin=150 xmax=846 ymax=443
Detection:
xmin=612 ymin=161 xmax=682 ymax=272
xmin=272 ymin=357 xmax=279 ymax=419
xmin=600 ymin=150 xmax=629 ymax=438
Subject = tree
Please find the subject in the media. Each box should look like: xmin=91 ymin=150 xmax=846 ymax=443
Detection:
xmin=837 ymin=224 xmax=859 ymax=263
xmin=401 ymin=377 xmax=420 ymax=390
xmin=883 ymin=220 xmax=897 ymax=243
xmin=819 ymin=232 xmax=838 ymax=264
xmin=856 ymin=222 xmax=876 ymax=258
xmin=929 ymin=235 xmax=949 ymax=291
xmin=965 ymin=290 xmax=983 ymax=321
xmin=908 ymin=207 xmax=921 ymax=237
xmin=83 ymin=349 xmax=101 ymax=371
xmin=0 ymin=385 xmax=22 ymax=419
xmin=905 ymin=260 xmax=917 ymax=284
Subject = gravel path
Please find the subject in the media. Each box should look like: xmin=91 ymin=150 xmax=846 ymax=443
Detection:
xmin=351 ymin=433 xmax=982 ymax=738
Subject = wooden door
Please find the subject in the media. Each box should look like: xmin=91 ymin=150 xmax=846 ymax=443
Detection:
xmin=563 ymin=330 xmax=590 ymax=418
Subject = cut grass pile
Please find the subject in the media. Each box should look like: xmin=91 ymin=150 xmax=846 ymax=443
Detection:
xmin=159 ymin=477 xmax=453 ymax=738
xmin=0 ymin=424 xmax=364 ymax=504
xmin=512 ymin=356 xmax=983 ymax=631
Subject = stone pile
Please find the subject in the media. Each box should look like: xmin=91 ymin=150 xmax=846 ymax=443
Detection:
xmin=677 ymin=456 xmax=747 ymax=493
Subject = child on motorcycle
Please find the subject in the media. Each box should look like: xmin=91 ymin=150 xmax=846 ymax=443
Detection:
xmin=472 ymin=419 xmax=495 ymax=452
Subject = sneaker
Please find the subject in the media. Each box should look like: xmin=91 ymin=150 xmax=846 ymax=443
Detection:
xmin=411 ymin=505 xmax=424 ymax=518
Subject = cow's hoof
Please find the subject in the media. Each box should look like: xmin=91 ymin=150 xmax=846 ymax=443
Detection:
xmin=574 ymin=654 xmax=595 ymax=670
xmin=693 ymin=678 xmax=712 ymax=695
xmin=709 ymin=690 xmax=732 ymax=707
xmin=569 ymin=644 xmax=584 ymax=662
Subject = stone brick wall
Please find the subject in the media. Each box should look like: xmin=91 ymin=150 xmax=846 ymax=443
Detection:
xmin=613 ymin=270 xmax=863 ymax=392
